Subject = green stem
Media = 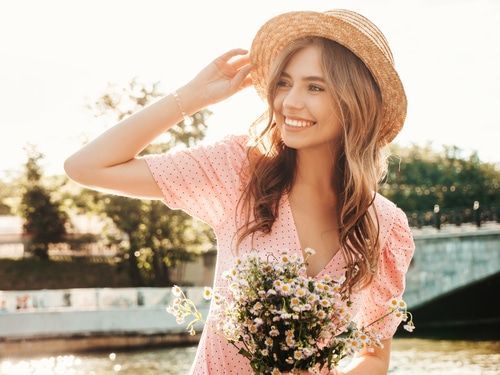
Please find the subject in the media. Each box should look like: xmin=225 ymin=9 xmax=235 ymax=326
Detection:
xmin=405 ymin=311 xmax=414 ymax=323
xmin=364 ymin=307 xmax=402 ymax=329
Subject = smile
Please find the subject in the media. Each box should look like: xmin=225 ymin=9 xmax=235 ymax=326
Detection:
xmin=284 ymin=117 xmax=317 ymax=130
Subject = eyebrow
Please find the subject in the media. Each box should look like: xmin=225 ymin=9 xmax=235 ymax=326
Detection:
xmin=281 ymin=71 xmax=326 ymax=83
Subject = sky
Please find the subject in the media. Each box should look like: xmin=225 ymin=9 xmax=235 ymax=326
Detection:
xmin=1 ymin=0 xmax=499 ymax=181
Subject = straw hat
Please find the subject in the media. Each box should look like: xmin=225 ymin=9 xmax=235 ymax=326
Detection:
xmin=249 ymin=9 xmax=407 ymax=145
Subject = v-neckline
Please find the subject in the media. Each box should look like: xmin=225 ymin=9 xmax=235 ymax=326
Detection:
xmin=284 ymin=191 xmax=343 ymax=279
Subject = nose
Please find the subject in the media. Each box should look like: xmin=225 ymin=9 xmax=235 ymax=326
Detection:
xmin=281 ymin=86 xmax=305 ymax=111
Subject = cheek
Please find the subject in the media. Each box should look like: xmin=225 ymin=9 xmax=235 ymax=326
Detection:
xmin=319 ymin=112 xmax=342 ymax=135
xmin=319 ymin=101 xmax=340 ymax=125
xmin=272 ymin=98 xmax=285 ymax=122
xmin=273 ymin=94 xmax=283 ymax=110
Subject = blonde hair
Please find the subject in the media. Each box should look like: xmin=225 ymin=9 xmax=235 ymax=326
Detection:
xmin=233 ymin=36 xmax=390 ymax=295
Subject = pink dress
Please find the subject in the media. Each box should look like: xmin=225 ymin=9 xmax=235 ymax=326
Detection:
xmin=143 ymin=133 xmax=415 ymax=374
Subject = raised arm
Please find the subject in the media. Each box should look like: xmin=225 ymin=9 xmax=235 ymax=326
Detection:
xmin=64 ymin=48 xmax=253 ymax=199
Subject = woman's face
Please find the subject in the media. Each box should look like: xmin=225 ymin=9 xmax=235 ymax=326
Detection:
xmin=273 ymin=44 xmax=342 ymax=151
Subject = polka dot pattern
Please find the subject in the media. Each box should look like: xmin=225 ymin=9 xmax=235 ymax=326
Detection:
xmin=143 ymin=134 xmax=416 ymax=374
xmin=143 ymin=134 xmax=247 ymax=229
xmin=352 ymin=206 xmax=416 ymax=340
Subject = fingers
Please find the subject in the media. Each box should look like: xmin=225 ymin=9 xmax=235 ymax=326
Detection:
xmin=218 ymin=49 xmax=250 ymax=71
xmin=217 ymin=48 xmax=248 ymax=62
xmin=240 ymin=66 xmax=254 ymax=89
xmin=232 ymin=64 xmax=254 ymax=91
xmin=213 ymin=49 xmax=249 ymax=77
xmin=232 ymin=55 xmax=250 ymax=70
xmin=241 ymin=76 xmax=253 ymax=89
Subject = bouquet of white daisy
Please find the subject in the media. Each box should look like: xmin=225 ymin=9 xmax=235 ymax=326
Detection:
xmin=167 ymin=248 xmax=414 ymax=374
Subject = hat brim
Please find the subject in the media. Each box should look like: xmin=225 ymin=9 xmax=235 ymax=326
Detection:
xmin=249 ymin=10 xmax=407 ymax=145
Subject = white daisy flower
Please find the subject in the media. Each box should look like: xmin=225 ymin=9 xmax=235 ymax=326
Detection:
xmin=320 ymin=299 xmax=331 ymax=308
xmin=269 ymin=328 xmax=280 ymax=337
xmin=296 ymin=287 xmax=308 ymax=297
xmin=389 ymin=298 xmax=399 ymax=309
xmin=254 ymin=317 xmax=264 ymax=326
xmin=304 ymin=247 xmax=316 ymax=256
xmin=302 ymin=303 xmax=312 ymax=311
xmin=280 ymin=283 xmax=293 ymax=296
xmin=172 ymin=285 xmax=182 ymax=297
xmin=403 ymin=323 xmax=415 ymax=332
xmin=293 ymin=350 xmax=303 ymax=360
xmin=203 ymin=287 xmax=213 ymax=300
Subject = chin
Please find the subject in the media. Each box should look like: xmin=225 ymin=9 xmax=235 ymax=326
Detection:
xmin=280 ymin=135 xmax=312 ymax=150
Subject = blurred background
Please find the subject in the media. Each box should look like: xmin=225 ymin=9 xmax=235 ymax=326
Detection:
xmin=0 ymin=0 xmax=498 ymax=374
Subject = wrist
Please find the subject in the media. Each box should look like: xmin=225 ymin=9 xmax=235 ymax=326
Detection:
xmin=176 ymin=83 xmax=208 ymax=116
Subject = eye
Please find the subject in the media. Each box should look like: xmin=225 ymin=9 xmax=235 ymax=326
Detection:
xmin=309 ymin=84 xmax=324 ymax=92
xmin=276 ymin=80 xmax=324 ymax=93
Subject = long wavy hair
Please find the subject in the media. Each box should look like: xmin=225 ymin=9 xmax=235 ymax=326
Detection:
xmin=233 ymin=36 xmax=390 ymax=295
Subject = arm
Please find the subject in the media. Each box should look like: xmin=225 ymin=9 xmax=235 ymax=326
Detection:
xmin=64 ymin=48 xmax=253 ymax=199
xmin=336 ymin=338 xmax=391 ymax=375
xmin=65 ymin=85 xmax=204 ymax=172
xmin=64 ymin=85 xmax=204 ymax=199
xmin=290 ymin=338 xmax=391 ymax=375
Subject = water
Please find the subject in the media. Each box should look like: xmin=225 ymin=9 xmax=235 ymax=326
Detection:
xmin=1 ymin=339 xmax=498 ymax=375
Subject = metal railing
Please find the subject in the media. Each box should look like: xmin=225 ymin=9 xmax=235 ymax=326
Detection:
xmin=406 ymin=202 xmax=499 ymax=229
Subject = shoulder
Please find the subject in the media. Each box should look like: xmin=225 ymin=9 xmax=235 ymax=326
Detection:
xmin=176 ymin=133 xmax=251 ymax=171
xmin=219 ymin=132 xmax=250 ymax=148
xmin=210 ymin=133 xmax=250 ymax=160
xmin=371 ymin=192 xmax=410 ymax=249
xmin=372 ymin=191 xmax=398 ymax=217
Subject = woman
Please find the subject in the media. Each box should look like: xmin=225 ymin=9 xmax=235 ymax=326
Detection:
xmin=65 ymin=9 xmax=415 ymax=375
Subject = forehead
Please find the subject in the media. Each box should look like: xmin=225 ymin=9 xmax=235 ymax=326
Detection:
xmin=281 ymin=44 xmax=324 ymax=75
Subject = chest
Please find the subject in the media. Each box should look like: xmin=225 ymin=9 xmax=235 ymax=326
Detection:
xmin=287 ymin=195 xmax=341 ymax=278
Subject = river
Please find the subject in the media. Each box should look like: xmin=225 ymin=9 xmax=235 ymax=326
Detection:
xmin=0 ymin=339 xmax=498 ymax=374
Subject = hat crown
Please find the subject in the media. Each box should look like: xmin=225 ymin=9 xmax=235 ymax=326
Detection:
xmin=324 ymin=9 xmax=394 ymax=65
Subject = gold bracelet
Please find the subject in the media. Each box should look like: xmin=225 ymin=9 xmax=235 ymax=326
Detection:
xmin=172 ymin=90 xmax=191 ymax=124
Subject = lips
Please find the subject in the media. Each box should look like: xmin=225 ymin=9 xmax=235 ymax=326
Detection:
xmin=285 ymin=116 xmax=316 ymax=123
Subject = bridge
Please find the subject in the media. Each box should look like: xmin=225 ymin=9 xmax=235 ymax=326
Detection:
xmin=0 ymin=223 xmax=499 ymax=355
xmin=400 ymin=223 xmax=500 ymax=339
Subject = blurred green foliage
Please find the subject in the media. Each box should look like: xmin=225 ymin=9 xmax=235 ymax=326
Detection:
xmin=381 ymin=143 xmax=499 ymax=212
xmin=0 ymin=258 xmax=131 ymax=290
xmin=17 ymin=146 xmax=69 ymax=260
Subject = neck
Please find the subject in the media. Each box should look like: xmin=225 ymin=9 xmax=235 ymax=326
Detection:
xmin=292 ymin=145 xmax=337 ymax=205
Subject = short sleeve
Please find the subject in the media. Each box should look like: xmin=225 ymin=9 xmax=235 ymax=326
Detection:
xmin=141 ymin=133 xmax=248 ymax=229
xmin=355 ymin=207 xmax=415 ymax=340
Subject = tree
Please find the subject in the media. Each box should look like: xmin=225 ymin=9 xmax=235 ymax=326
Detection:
xmin=381 ymin=142 xmax=500 ymax=215
xmin=18 ymin=146 xmax=68 ymax=260
xmin=67 ymin=77 xmax=215 ymax=285
xmin=0 ymin=178 xmax=15 ymax=215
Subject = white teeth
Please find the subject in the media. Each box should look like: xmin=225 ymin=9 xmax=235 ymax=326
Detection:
xmin=285 ymin=118 xmax=316 ymax=127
